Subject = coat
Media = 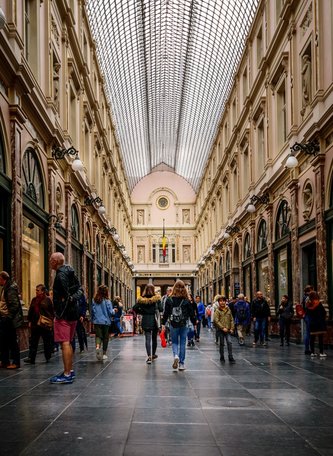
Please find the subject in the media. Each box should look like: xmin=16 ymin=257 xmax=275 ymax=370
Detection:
xmin=52 ymin=265 xmax=82 ymax=321
xmin=307 ymin=301 xmax=326 ymax=334
xmin=133 ymin=295 xmax=162 ymax=331
xmin=0 ymin=279 xmax=23 ymax=328
xmin=213 ymin=306 xmax=235 ymax=332
xmin=28 ymin=296 xmax=54 ymax=327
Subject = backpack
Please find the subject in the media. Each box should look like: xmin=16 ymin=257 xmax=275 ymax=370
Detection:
xmin=170 ymin=299 xmax=186 ymax=327
xmin=237 ymin=304 xmax=247 ymax=322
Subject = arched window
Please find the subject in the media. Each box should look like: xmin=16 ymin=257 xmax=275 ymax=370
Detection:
xmin=104 ymin=245 xmax=108 ymax=265
xmin=86 ymin=224 xmax=92 ymax=251
xmin=257 ymin=219 xmax=267 ymax=251
xmin=219 ymin=257 xmax=223 ymax=276
xmin=226 ymin=251 xmax=231 ymax=271
xmin=275 ymin=200 xmax=291 ymax=240
xmin=244 ymin=232 xmax=251 ymax=259
xmin=96 ymin=236 xmax=101 ymax=262
xmin=71 ymin=205 xmax=80 ymax=240
xmin=0 ymin=129 xmax=5 ymax=174
xmin=22 ymin=148 xmax=45 ymax=208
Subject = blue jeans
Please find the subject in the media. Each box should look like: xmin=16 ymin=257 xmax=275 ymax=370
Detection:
xmin=207 ymin=316 xmax=212 ymax=329
xmin=195 ymin=320 xmax=202 ymax=339
xmin=304 ymin=315 xmax=310 ymax=351
xmin=254 ymin=318 xmax=266 ymax=343
xmin=170 ymin=326 xmax=188 ymax=364
xmin=114 ymin=318 xmax=123 ymax=336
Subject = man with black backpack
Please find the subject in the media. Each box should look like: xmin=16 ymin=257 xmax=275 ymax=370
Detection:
xmin=49 ymin=252 xmax=82 ymax=384
xmin=234 ymin=293 xmax=250 ymax=345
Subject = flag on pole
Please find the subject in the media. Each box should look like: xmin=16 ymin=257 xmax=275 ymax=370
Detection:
xmin=162 ymin=219 xmax=167 ymax=258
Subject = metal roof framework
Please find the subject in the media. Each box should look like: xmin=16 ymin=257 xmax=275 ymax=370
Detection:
xmin=86 ymin=0 xmax=259 ymax=192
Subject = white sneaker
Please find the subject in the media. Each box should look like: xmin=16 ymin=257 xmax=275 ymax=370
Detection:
xmin=172 ymin=355 xmax=179 ymax=370
xmin=96 ymin=347 xmax=103 ymax=361
xmin=178 ymin=363 xmax=186 ymax=371
xmin=102 ymin=354 xmax=108 ymax=360
xmin=320 ymin=353 xmax=327 ymax=359
xmin=310 ymin=352 xmax=317 ymax=358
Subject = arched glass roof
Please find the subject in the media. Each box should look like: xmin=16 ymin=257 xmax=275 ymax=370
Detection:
xmin=86 ymin=0 xmax=259 ymax=192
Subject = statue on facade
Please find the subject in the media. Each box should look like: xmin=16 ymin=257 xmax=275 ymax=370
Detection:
xmin=183 ymin=209 xmax=190 ymax=224
xmin=138 ymin=246 xmax=144 ymax=263
xmin=137 ymin=210 xmax=144 ymax=225
xmin=301 ymin=54 xmax=311 ymax=115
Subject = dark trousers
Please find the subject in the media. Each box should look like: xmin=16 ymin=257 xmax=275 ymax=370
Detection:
xmin=0 ymin=319 xmax=20 ymax=366
xmin=76 ymin=319 xmax=87 ymax=351
xmin=144 ymin=328 xmax=158 ymax=357
xmin=95 ymin=324 xmax=110 ymax=353
xmin=195 ymin=321 xmax=202 ymax=339
xmin=279 ymin=318 xmax=291 ymax=344
xmin=29 ymin=325 xmax=53 ymax=362
xmin=216 ymin=329 xmax=233 ymax=359
xmin=310 ymin=334 xmax=324 ymax=354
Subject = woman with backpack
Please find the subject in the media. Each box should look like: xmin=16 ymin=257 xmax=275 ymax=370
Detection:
xmin=162 ymin=280 xmax=195 ymax=371
xmin=133 ymin=284 xmax=162 ymax=364
xmin=234 ymin=293 xmax=251 ymax=345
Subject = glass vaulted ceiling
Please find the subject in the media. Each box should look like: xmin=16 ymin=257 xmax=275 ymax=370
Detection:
xmin=86 ymin=0 xmax=259 ymax=192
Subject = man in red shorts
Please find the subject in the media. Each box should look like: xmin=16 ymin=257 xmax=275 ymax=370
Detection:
xmin=49 ymin=252 xmax=82 ymax=384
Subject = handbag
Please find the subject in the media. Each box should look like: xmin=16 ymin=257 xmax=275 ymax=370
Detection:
xmin=160 ymin=328 xmax=167 ymax=348
xmin=37 ymin=314 xmax=53 ymax=330
xmin=295 ymin=304 xmax=305 ymax=319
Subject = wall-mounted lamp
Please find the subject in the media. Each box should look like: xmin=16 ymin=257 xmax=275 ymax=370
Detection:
xmin=285 ymin=139 xmax=320 ymax=169
xmin=209 ymin=248 xmax=215 ymax=256
xmin=247 ymin=193 xmax=270 ymax=213
xmin=84 ymin=196 xmax=106 ymax=215
xmin=113 ymin=233 xmax=120 ymax=242
xmin=48 ymin=213 xmax=63 ymax=229
xmin=52 ymin=146 xmax=84 ymax=172
xmin=103 ymin=226 xmax=117 ymax=236
xmin=223 ymin=225 xmax=240 ymax=239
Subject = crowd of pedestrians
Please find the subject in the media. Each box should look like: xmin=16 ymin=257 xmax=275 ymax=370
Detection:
xmin=0 ymin=254 xmax=328 ymax=380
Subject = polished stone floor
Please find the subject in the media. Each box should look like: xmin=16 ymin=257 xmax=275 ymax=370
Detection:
xmin=0 ymin=329 xmax=333 ymax=456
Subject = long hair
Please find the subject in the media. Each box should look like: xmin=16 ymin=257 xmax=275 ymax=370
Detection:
xmin=142 ymin=284 xmax=155 ymax=298
xmin=171 ymin=280 xmax=188 ymax=299
xmin=94 ymin=285 xmax=109 ymax=304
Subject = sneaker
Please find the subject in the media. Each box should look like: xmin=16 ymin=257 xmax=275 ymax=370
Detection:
xmin=146 ymin=357 xmax=152 ymax=364
xmin=96 ymin=347 xmax=103 ymax=361
xmin=102 ymin=355 xmax=108 ymax=360
xmin=252 ymin=341 xmax=257 ymax=347
xmin=152 ymin=355 xmax=158 ymax=360
xmin=191 ymin=340 xmax=195 ymax=347
xmin=50 ymin=373 xmax=73 ymax=384
xmin=24 ymin=358 xmax=35 ymax=364
xmin=220 ymin=356 xmax=225 ymax=363
xmin=6 ymin=364 xmax=20 ymax=369
xmin=262 ymin=342 xmax=267 ymax=347
xmin=319 ymin=353 xmax=327 ymax=359
xmin=229 ymin=357 xmax=236 ymax=364
xmin=310 ymin=353 xmax=317 ymax=358
xmin=70 ymin=370 xmax=76 ymax=379
xmin=187 ymin=342 xmax=191 ymax=347
xmin=178 ymin=363 xmax=186 ymax=371
xmin=172 ymin=355 xmax=179 ymax=370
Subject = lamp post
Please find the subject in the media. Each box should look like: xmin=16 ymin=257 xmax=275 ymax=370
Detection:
xmin=285 ymin=139 xmax=320 ymax=168
xmin=84 ymin=196 xmax=106 ymax=215
xmin=52 ymin=145 xmax=84 ymax=171
xmin=247 ymin=193 xmax=269 ymax=213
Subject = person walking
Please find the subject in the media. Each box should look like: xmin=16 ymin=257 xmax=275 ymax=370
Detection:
xmin=195 ymin=295 xmax=205 ymax=342
xmin=91 ymin=285 xmax=114 ymax=360
xmin=76 ymin=289 xmax=88 ymax=353
xmin=49 ymin=252 xmax=82 ymax=384
xmin=0 ymin=271 xmax=23 ymax=369
xmin=277 ymin=295 xmax=294 ymax=346
xmin=133 ymin=284 xmax=162 ymax=364
xmin=187 ymin=293 xmax=197 ymax=347
xmin=213 ymin=296 xmax=236 ymax=364
xmin=112 ymin=296 xmax=124 ymax=338
xmin=24 ymin=284 xmax=54 ymax=364
xmin=306 ymin=291 xmax=327 ymax=358
xmin=234 ymin=293 xmax=250 ymax=345
xmin=162 ymin=280 xmax=195 ymax=371
xmin=302 ymin=285 xmax=314 ymax=354
xmin=251 ymin=291 xmax=271 ymax=347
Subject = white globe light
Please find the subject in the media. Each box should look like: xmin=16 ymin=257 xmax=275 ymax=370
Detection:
xmin=113 ymin=234 xmax=120 ymax=242
xmin=223 ymin=232 xmax=230 ymax=239
xmin=286 ymin=155 xmax=298 ymax=168
xmin=247 ymin=203 xmax=256 ymax=213
xmin=71 ymin=157 xmax=84 ymax=172
xmin=209 ymin=249 xmax=215 ymax=255
xmin=98 ymin=205 xmax=106 ymax=215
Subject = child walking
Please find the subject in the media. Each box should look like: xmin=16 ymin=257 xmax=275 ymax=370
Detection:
xmin=91 ymin=285 xmax=114 ymax=360
xmin=213 ymin=296 xmax=235 ymax=364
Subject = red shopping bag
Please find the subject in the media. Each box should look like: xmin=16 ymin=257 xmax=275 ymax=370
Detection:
xmin=160 ymin=329 xmax=167 ymax=348
xmin=295 ymin=304 xmax=305 ymax=319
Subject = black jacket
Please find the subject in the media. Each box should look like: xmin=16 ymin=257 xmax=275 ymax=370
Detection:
xmin=53 ymin=265 xmax=82 ymax=321
xmin=133 ymin=295 xmax=162 ymax=331
xmin=162 ymin=296 xmax=196 ymax=327
xmin=251 ymin=298 xmax=271 ymax=319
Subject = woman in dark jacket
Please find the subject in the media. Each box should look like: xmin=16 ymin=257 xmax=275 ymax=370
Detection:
xmin=162 ymin=280 xmax=195 ymax=371
xmin=306 ymin=291 xmax=327 ymax=358
xmin=277 ymin=295 xmax=294 ymax=346
xmin=133 ymin=284 xmax=162 ymax=364
xmin=24 ymin=284 xmax=54 ymax=364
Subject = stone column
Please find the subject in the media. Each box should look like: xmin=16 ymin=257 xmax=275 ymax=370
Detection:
xmin=266 ymin=203 xmax=275 ymax=309
xmin=288 ymin=178 xmax=300 ymax=305
xmin=9 ymin=108 xmax=24 ymax=287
